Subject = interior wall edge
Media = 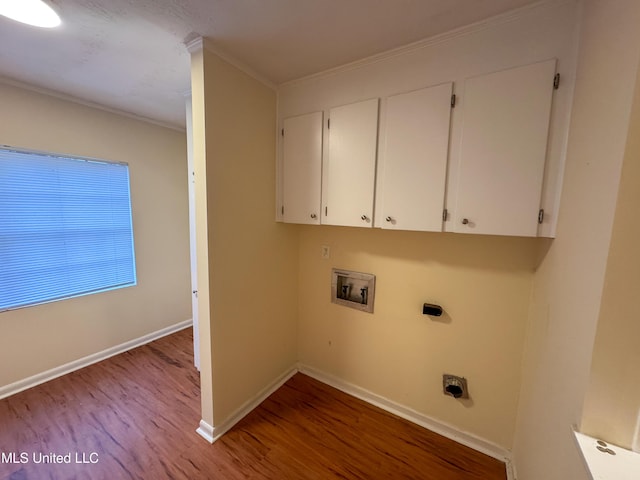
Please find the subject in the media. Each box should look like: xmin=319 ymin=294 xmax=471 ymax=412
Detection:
xmin=208 ymin=366 xmax=298 ymax=444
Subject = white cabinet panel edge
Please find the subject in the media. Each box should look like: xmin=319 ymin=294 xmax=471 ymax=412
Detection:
xmin=282 ymin=111 xmax=323 ymax=224
xmin=379 ymin=82 xmax=453 ymax=232
xmin=323 ymin=98 xmax=379 ymax=228
xmin=452 ymin=59 xmax=557 ymax=237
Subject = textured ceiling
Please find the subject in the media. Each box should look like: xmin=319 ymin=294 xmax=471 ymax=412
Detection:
xmin=0 ymin=0 xmax=541 ymax=129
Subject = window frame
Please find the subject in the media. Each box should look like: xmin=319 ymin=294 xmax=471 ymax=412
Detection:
xmin=0 ymin=145 xmax=138 ymax=313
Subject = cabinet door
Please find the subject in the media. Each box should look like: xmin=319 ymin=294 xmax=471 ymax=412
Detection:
xmin=381 ymin=83 xmax=452 ymax=231
xmin=324 ymin=98 xmax=379 ymax=227
xmin=282 ymin=111 xmax=323 ymax=224
xmin=455 ymin=59 xmax=556 ymax=236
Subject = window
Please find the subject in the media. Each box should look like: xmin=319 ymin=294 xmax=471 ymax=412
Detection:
xmin=0 ymin=147 xmax=137 ymax=312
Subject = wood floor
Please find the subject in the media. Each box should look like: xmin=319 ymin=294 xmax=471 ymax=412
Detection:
xmin=0 ymin=328 xmax=507 ymax=479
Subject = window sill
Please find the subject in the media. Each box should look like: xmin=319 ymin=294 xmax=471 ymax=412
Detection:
xmin=574 ymin=430 xmax=640 ymax=480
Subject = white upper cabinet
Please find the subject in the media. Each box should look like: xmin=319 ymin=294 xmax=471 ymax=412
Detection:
xmin=453 ymin=59 xmax=557 ymax=237
xmin=380 ymin=83 xmax=453 ymax=232
xmin=282 ymin=111 xmax=323 ymax=224
xmin=324 ymin=98 xmax=379 ymax=228
xmin=278 ymin=5 xmax=578 ymax=237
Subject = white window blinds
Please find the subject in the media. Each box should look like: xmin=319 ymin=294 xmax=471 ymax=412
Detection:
xmin=0 ymin=147 xmax=137 ymax=312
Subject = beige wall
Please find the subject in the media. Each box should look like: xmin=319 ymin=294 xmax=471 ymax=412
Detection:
xmin=298 ymin=226 xmax=537 ymax=448
xmin=581 ymin=60 xmax=640 ymax=451
xmin=0 ymin=82 xmax=191 ymax=388
xmin=192 ymin=44 xmax=299 ymax=427
xmin=512 ymin=1 xmax=640 ymax=479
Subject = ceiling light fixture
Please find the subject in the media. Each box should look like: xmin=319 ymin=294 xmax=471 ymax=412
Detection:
xmin=0 ymin=0 xmax=61 ymax=28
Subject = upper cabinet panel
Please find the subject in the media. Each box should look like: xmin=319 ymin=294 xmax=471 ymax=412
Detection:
xmin=380 ymin=83 xmax=453 ymax=232
xmin=324 ymin=98 xmax=379 ymax=228
xmin=277 ymin=2 xmax=580 ymax=236
xmin=282 ymin=111 xmax=323 ymax=224
xmin=453 ymin=59 xmax=557 ymax=237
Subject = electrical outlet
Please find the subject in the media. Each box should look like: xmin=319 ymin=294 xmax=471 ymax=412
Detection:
xmin=321 ymin=245 xmax=330 ymax=259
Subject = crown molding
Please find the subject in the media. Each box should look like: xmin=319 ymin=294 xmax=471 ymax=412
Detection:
xmin=280 ymin=0 xmax=574 ymax=88
xmin=184 ymin=35 xmax=204 ymax=54
xmin=0 ymin=75 xmax=185 ymax=132
xmin=185 ymin=35 xmax=277 ymax=91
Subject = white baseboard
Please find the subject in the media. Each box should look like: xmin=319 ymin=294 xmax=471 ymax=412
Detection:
xmin=196 ymin=366 xmax=298 ymax=444
xmin=196 ymin=419 xmax=215 ymax=443
xmin=194 ymin=363 xmax=516 ymax=475
xmin=298 ymin=364 xmax=512 ymax=465
xmin=507 ymin=459 xmax=517 ymax=480
xmin=0 ymin=319 xmax=193 ymax=400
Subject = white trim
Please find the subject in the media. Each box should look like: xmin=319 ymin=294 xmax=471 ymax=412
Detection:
xmin=633 ymin=412 xmax=640 ymax=453
xmin=506 ymin=458 xmax=518 ymax=480
xmin=196 ymin=419 xmax=215 ymax=443
xmin=280 ymin=0 xmax=572 ymax=88
xmin=195 ymin=363 xmax=514 ymax=472
xmin=0 ymin=319 xmax=193 ymax=400
xmin=196 ymin=366 xmax=298 ymax=444
xmin=184 ymin=36 xmax=204 ymax=54
xmin=186 ymin=36 xmax=277 ymax=91
xmin=0 ymin=75 xmax=185 ymax=132
xmin=298 ymin=364 xmax=512 ymax=463
xmin=574 ymin=429 xmax=640 ymax=480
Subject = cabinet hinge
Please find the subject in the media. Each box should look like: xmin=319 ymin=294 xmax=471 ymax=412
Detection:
xmin=451 ymin=94 xmax=456 ymax=108
xmin=281 ymin=128 xmax=284 ymax=137
xmin=442 ymin=208 xmax=448 ymax=222
xmin=538 ymin=209 xmax=545 ymax=224
xmin=553 ymin=73 xmax=560 ymax=90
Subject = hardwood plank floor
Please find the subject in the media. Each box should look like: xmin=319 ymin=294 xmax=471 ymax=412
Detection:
xmin=0 ymin=328 xmax=507 ymax=479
